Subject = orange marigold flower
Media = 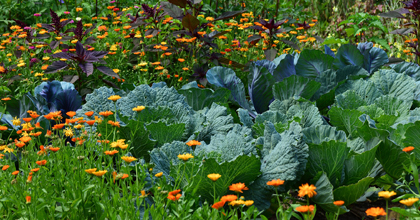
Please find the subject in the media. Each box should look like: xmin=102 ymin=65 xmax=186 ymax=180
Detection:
xmin=30 ymin=112 xmax=40 ymax=118
xmin=229 ymin=182 xmax=248 ymax=193
xmin=105 ymin=150 xmax=119 ymax=156
xmin=49 ymin=147 xmax=60 ymax=152
xmin=0 ymin=125 xmax=7 ymax=131
xmin=92 ymin=170 xmax=107 ymax=177
xmin=298 ymin=183 xmax=317 ymax=198
xmin=2 ymin=165 xmax=10 ymax=171
xmin=19 ymin=136 xmax=31 ymax=143
xmin=295 ymin=205 xmax=315 ymax=213
xmin=12 ymin=170 xmax=19 ymax=175
xmin=212 ymin=201 xmax=225 ymax=209
xmin=36 ymin=160 xmax=47 ymax=166
xmin=178 ymin=58 xmax=185 ymax=62
xmin=26 ymin=195 xmax=31 ymax=203
xmin=221 ymin=195 xmax=238 ymax=203
xmin=403 ymin=146 xmax=415 ymax=153
xmin=66 ymin=111 xmax=77 ymax=118
xmin=167 ymin=189 xmax=182 ymax=201
xmin=86 ymin=120 xmax=95 ymax=126
xmin=99 ymin=111 xmax=113 ymax=117
xmin=267 ymin=179 xmax=285 ymax=187
xmin=85 ymin=111 xmax=94 ymax=117
xmin=15 ymin=142 xmax=25 ymax=148
xmin=365 ymin=207 xmax=387 ymax=217
xmin=333 ymin=200 xmax=345 ymax=206
xmin=1 ymin=97 xmax=11 ymax=101
xmin=85 ymin=168 xmax=97 ymax=174
xmin=186 ymin=140 xmax=201 ymax=146
xmin=31 ymin=168 xmax=40 ymax=172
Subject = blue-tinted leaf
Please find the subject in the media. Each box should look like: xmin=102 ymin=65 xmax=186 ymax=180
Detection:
xmin=248 ymin=63 xmax=276 ymax=113
xmin=272 ymin=54 xmax=296 ymax=81
xmin=39 ymin=81 xmax=64 ymax=104
xmin=333 ymin=44 xmax=364 ymax=69
xmin=358 ymin=43 xmax=388 ymax=73
xmin=207 ymin=66 xmax=256 ymax=117
xmin=55 ymin=89 xmax=82 ymax=114
xmin=324 ymin=45 xmax=335 ymax=58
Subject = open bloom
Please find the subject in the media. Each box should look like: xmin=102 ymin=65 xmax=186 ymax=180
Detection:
xmin=121 ymin=156 xmax=137 ymax=163
xmin=333 ymin=200 xmax=345 ymax=206
xmin=92 ymin=170 xmax=107 ymax=177
xmin=186 ymin=140 xmax=201 ymax=146
xmin=177 ymin=153 xmax=194 ymax=161
xmin=378 ymin=191 xmax=396 ymax=199
xmin=167 ymin=189 xmax=182 ymax=201
xmin=212 ymin=201 xmax=225 ymax=209
xmin=85 ymin=168 xmax=97 ymax=174
xmin=133 ymin=106 xmax=145 ymax=112
xmin=403 ymin=146 xmax=415 ymax=152
xmin=295 ymin=205 xmax=315 ymax=213
xmin=400 ymin=198 xmax=419 ymax=207
xmin=221 ymin=195 xmax=237 ymax=203
xmin=298 ymin=183 xmax=317 ymax=198
xmin=365 ymin=207 xmax=386 ymax=217
xmin=2 ymin=165 xmax=10 ymax=171
xmin=155 ymin=172 xmax=163 ymax=177
xmin=267 ymin=179 xmax=285 ymax=187
xmin=229 ymin=182 xmax=249 ymax=193
xmin=108 ymin=95 xmax=121 ymax=101
xmin=207 ymin=173 xmax=221 ymax=181
xmin=105 ymin=150 xmax=119 ymax=156
xmin=36 ymin=160 xmax=47 ymax=166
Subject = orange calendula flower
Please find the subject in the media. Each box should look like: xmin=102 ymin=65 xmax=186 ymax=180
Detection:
xmin=29 ymin=112 xmax=40 ymax=118
xmin=86 ymin=120 xmax=95 ymax=126
xmin=85 ymin=168 xmax=97 ymax=174
xmin=26 ymin=195 xmax=31 ymax=203
xmin=177 ymin=153 xmax=194 ymax=161
xmin=298 ymin=183 xmax=317 ymax=198
xmin=0 ymin=126 xmax=7 ymax=131
xmin=178 ymin=58 xmax=185 ymax=62
xmin=186 ymin=140 xmax=201 ymax=146
xmin=132 ymin=106 xmax=145 ymax=112
xmin=221 ymin=195 xmax=237 ymax=203
xmin=1 ymin=97 xmax=11 ymax=101
xmin=31 ymin=168 xmax=40 ymax=172
xmin=12 ymin=170 xmax=19 ymax=175
xmin=365 ymin=207 xmax=387 ymax=217
xmin=36 ymin=160 xmax=47 ymax=166
xmin=207 ymin=173 xmax=221 ymax=181
xmin=85 ymin=111 xmax=94 ymax=117
xmin=167 ymin=189 xmax=182 ymax=201
xmin=49 ymin=147 xmax=60 ymax=152
xmin=2 ymin=165 xmax=10 ymax=171
xmin=295 ymin=205 xmax=315 ymax=213
xmin=99 ymin=111 xmax=113 ymax=117
xmin=212 ymin=201 xmax=225 ymax=209
xmin=15 ymin=142 xmax=25 ymax=148
xmin=334 ymin=200 xmax=345 ymax=206
xmin=92 ymin=170 xmax=107 ymax=177
xmin=400 ymin=198 xmax=419 ymax=207
xmin=403 ymin=146 xmax=415 ymax=152
xmin=229 ymin=182 xmax=249 ymax=193
xmin=105 ymin=150 xmax=119 ymax=156
xmin=66 ymin=111 xmax=77 ymax=118
xmin=267 ymin=179 xmax=285 ymax=187
xmin=22 ymin=118 xmax=32 ymax=123
xmin=155 ymin=172 xmax=163 ymax=177
xmin=19 ymin=136 xmax=31 ymax=143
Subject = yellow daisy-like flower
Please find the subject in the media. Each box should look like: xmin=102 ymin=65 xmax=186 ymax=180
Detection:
xmin=108 ymin=95 xmax=121 ymax=102
xmin=12 ymin=117 xmax=21 ymax=126
xmin=400 ymin=198 xmax=419 ymax=207
xmin=64 ymin=127 xmax=74 ymax=137
xmin=378 ymin=191 xmax=396 ymax=199
xmin=85 ymin=168 xmax=97 ymax=174
xmin=132 ymin=106 xmax=145 ymax=112
xmin=244 ymin=200 xmax=254 ymax=206
xmin=155 ymin=172 xmax=163 ymax=177
xmin=92 ymin=170 xmax=107 ymax=177
xmin=177 ymin=153 xmax=194 ymax=161
xmin=121 ymin=156 xmax=137 ymax=163
xmin=229 ymin=200 xmax=245 ymax=206
xmin=207 ymin=173 xmax=221 ymax=181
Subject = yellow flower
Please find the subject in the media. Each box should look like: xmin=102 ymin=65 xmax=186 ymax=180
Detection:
xmin=298 ymin=183 xmax=317 ymax=198
xmin=34 ymin=73 xmax=44 ymax=77
xmin=229 ymin=200 xmax=245 ymax=206
xmin=400 ymin=198 xmax=419 ymax=207
xmin=113 ymin=69 xmax=120 ymax=74
xmin=244 ymin=200 xmax=254 ymax=206
xmin=111 ymin=139 xmax=128 ymax=149
xmin=132 ymin=106 xmax=145 ymax=112
xmin=177 ymin=153 xmax=194 ymax=161
xmin=92 ymin=170 xmax=107 ymax=177
xmin=0 ymin=145 xmax=6 ymax=151
xmin=121 ymin=156 xmax=137 ymax=163
xmin=155 ymin=172 xmax=163 ymax=177
xmin=378 ymin=191 xmax=396 ymax=199
xmin=12 ymin=117 xmax=21 ymax=126
xmin=71 ymin=40 xmax=78 ymax=44
xmin=64 ymin=127 xmax=74 ymax=137
xmin=207 ymin=173 xmax=221 ymax=181
xmin=85 ymin=168 xmax=97 ymax=174
xmin=108 ymin=95 xmax=121 ymax=102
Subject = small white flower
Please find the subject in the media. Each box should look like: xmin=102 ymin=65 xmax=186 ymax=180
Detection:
xmin=76 ymin=17 xmax=81 ymax=21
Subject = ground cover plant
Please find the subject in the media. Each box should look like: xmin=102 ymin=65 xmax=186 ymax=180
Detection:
xmin=1 ymin=0 xmax=420 ymax=219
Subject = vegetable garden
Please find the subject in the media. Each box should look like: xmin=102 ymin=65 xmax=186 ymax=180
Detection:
xmin=1 ymin=0 xmax=420 ymax=219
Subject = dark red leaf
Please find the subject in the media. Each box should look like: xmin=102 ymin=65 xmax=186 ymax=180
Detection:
xmin=168 ymin=0 xmax=187 ymax=8
xmin=45 ymin=61 xmax=68 ymax=73
xmin=182 ymin=13 xmax=200 ymax=33
xmin=96 ymin=66 xmax=120 ymax=79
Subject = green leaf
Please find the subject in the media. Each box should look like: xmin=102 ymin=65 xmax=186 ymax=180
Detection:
xmin=285 ymin=102 xmax=324 ymax=128
xmin=178 ymin=86 xmax=230 ymax=111
xmin=306 ymin=140 xmax=349 ymax=185
xmin=295 ymin=50 xmax=335 ymax=79
xmin=390 ymin=207 xmax=420 ymax=218
xmin=370 ymin=69 xmax=416 ymax=101
xmin=188 ymin=154 xmax=261 ymax=202
xmin=150 ymin=141 xmax=193 ymax=178
xmin=376 ymin=138 xmax=409 ymax=179
xmin=249 ymin=63 xmax=277 ymax=113
xmin=311 ymin=173 xmax=338 ymax=213
xmin=311 ymin=70 xmax=337 ymax=101
xmin=146 ymin=121 xmax=185 ymax=147
xmin=403 ymin=121 xmax=420 ymax=160
xmin=333 ymin=177 xmax=374 ymax=206
xmin=336 ymin=79 xmax=381 ymax=105
xmin=329 ymin=106 xmax=364 ymax=136
xmin=302 ymin=125 xmax=347 ymax=145
xmin=117 ymin=120 xmax=157 ymax=161
xmin=335 ymin=90 xmax=367 ymax=110
xmin=272 ymin=75 xmax=321 ymax=101
xmin=343 ymin=145 xmax=378 ymax=185
xmin=335 ymin=65 xmax=369 ymax=83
